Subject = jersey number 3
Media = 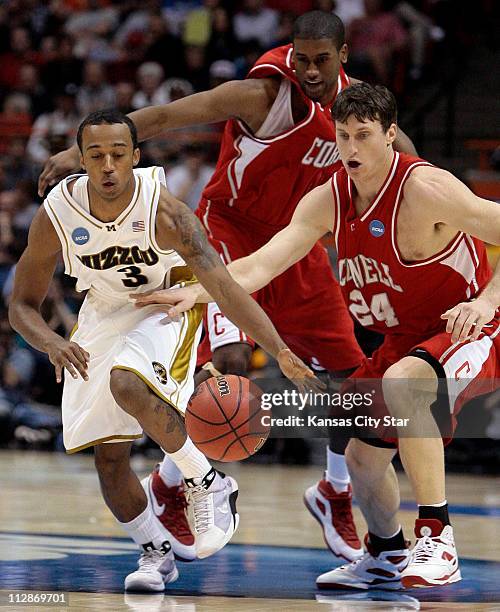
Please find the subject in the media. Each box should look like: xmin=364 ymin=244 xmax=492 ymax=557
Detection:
xmin=349 ymin=290 xmax=399 ymax=328
xmin=118 ymin=266 xmax=148 ymax=287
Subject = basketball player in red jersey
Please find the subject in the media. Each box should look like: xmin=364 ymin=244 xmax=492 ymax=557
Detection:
xmin=135 ymin=83 xmax=500 ymax=589
xmin=38 ymin=12 xmax=416 ymax=562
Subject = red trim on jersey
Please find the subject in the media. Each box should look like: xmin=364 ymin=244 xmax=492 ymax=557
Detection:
xmin=390 ymin=162 xmax=466 ymax=267
xmin=331 ymin=171 xmax=342 ymax=251
xmin=226 ymin=135 xmax=243 ymax=203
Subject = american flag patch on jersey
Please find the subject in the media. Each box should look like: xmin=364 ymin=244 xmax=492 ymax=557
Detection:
xmin=132 ymin=220 xmax=145 ymax=232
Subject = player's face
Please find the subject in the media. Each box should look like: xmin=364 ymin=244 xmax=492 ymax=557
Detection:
xmin=293 ymin=38 xmax=347 ymax=104
xmin=335 ymin=116 xmax=397 ymax=178
xmin=80 ymin=123 xmax=140 ymax=200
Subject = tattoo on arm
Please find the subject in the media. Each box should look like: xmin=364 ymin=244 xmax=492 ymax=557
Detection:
xmin=174 ymin=210 xmax=221 ymax=271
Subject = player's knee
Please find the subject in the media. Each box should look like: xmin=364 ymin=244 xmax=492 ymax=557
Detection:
xmin=382 ymin=357 xmax=437 ymax=414
xmin=213 ymin=344 xmax=252 ymax=376
xmin=345 ymin=439 xmax=371 ymax=477
xmin=109 ymin=369 xmax=142 ymax=417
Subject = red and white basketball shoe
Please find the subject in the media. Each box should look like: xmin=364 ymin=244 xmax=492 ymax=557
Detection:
xmin=141 ymin=465 xmax=196 ymax=562
xmin=316 ymin=534 xmax=410 ymax=590
xmin=304 ymin=475 xmax=363 ymax=561
xmin=401 ymin=519 xmax=461 ymax=588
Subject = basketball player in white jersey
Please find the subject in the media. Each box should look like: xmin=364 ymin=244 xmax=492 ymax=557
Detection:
xmin=134 ymin=84 xmax=500 ymax=590
xmin=8 ymin=110 xmax=317 ymax=592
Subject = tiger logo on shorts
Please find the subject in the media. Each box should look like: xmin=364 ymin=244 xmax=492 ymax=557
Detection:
xmin=152 ymin=362 xmax=168 ymax=385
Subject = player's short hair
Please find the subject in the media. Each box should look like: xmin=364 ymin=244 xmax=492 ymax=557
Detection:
xmin=293 ymin=11 xmax=345 ymax=50
xmin=332 ymin=83 xmax=397 ymax=132
xmin=77 ymin=109 xmax=138 ymax=152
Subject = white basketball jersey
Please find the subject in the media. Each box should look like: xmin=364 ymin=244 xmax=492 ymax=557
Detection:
xmin=44 ymin=166 xmax=188 ymax=302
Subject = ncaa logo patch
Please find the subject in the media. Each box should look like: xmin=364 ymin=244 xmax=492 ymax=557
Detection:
xmin=369 ymin=220 xmax=385 ymax=237
xmin=72 ymin=227 xmax=90 ymax=245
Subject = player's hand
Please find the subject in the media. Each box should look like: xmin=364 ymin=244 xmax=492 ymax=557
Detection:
xmin=45 ymin=337 xmax=90 ymax=383
xmin=277 ymin=348 xmax=326 ymax=393
xmin=131 ymin=285 xmax=201 ymax=322
xmin=38 ymin=147 xmax=80 ymax=197
xmin=441 ymin=296 xmax=497 ymax=343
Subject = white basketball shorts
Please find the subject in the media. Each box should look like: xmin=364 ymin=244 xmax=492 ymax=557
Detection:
xmin=63 ymin=293 xmax=203 ymax=453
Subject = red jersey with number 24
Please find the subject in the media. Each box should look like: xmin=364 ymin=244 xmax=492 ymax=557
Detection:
xmin=332 ymin=152 xmax=492 ymax=337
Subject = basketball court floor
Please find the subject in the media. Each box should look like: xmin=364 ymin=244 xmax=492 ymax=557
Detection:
xmin=0 ymin=450 xmax=499 ymax=611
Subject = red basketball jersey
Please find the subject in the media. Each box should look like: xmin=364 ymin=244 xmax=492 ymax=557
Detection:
xmin=201 ymin=44 xmax=350 ymax=227
xmin=332 ymin=152 xmax=492 ymax=336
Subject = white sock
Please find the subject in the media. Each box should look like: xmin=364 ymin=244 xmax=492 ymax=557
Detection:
xmin=418 ymin=499 xmax=447 ymax=507
xmin=167 ymin=437 xmax=212 ymax=480
xmin=158 ymin=455 xmax=183 ymax=487
xmin=119 ymin=500 xmax=166 ymax=549
xmin=326 ymin=446 xmax=350 ymax=493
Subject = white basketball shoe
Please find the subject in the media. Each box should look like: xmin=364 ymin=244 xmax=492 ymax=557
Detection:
xmin=124 ymin=541 xmax=179 ymax=592
xmin=141 ymin=465 xmax=196 ymax=561
xmin=316 ymin=535 xmax=410 ymax=590
xmin=304 ymin=475 xmax=363 ymax=561
xmin=401 ymin=519 xmax=461 ymax=588
xmin=184 ymin=468 xmax=239 ymax=559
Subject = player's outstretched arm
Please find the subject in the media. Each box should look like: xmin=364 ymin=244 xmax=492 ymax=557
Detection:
xmin=38 ymin=78 xmax=275 ymax=196
xmin=8 ymin=207 xmax=90 ymax=382
xmin=154 ymin=189 xmax=321 ymax=386
xmin=406 ymin=166 xmax=500 ymax=341
xmin=133 ymin=180 xmax=334 ymax=311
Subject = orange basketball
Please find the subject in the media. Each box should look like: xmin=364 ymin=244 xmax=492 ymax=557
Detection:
xmin=185 ymin=375 xmax=270 ymax=462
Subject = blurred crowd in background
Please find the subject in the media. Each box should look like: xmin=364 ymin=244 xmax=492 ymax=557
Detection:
xmin=0 ymin=0 xmax=498 ymax=463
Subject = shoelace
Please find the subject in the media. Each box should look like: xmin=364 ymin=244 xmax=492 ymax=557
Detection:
xmin=185 ymin=484 xmax=213 ymax=534
xmin=156 ymin=485 xmax=191 ymax=536
xmin=410 ymin=536 xmax=437 ymax=564
xmin=137 ymin=550 xmax=164 ymax=572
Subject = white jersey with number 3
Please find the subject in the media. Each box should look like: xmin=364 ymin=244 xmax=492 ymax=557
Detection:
xmin=44 ymin=165 xmax=186 ymax=303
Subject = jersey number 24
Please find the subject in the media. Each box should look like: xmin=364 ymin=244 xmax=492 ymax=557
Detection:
xmin=349 ymin=289 xmax=399 ymax=328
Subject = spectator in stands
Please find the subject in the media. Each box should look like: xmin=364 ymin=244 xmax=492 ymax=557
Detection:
xmin=347 ymin=0 xmax=409 ymax=85
xmin=76 ymin=60 xmax=115 ymax=117
xmin=272 ymin=11 xmax=297 ymax=47
xmin=114 ymin=82 xmax=136 ymax=115
xmin=393 ymin=1 xmax=445 ymax=81
xmin=14 ymin=64 xmax=50 ymax=119
xmin=0 ymin=26 xmax=39 ymax=89
xmin=183 ymin=0 xmax=221 ymax=47
xmin=155 ymin=78 xmax=195 ymax=104
xmin=40 ymin=35 xmax=82 ymax=92
xmin=166 ymin=143 xmax=215 ymax=211
xmin=2 ymin=140 xmax=35 ymax=189
xmin=131 ymin=62 xmax=166 ymax=109
xmin=234 ymin=0 xmax=279 ymax=49
xmin=27 ymin=85 xmax=80 ymax=165
xmin=143 ymin=13 xmax=184 ymax=77
xmin=234 ymin=39 xmax=264 ymax=79
xmin=0 ymin=94 xmax=32 ymax=156
xmin=206 ymin=7 xmax=238 ymax=64
xmin=322 ymin=0 xmax=364 ymax=27
xmin=182 ymin=45 xmax=209 ymax=91
xmin=208 ymin=59 xmax=237 ymax=89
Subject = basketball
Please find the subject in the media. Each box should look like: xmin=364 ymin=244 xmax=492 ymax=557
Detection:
xmin=185 ymin=375 xmax=270 ymax=462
